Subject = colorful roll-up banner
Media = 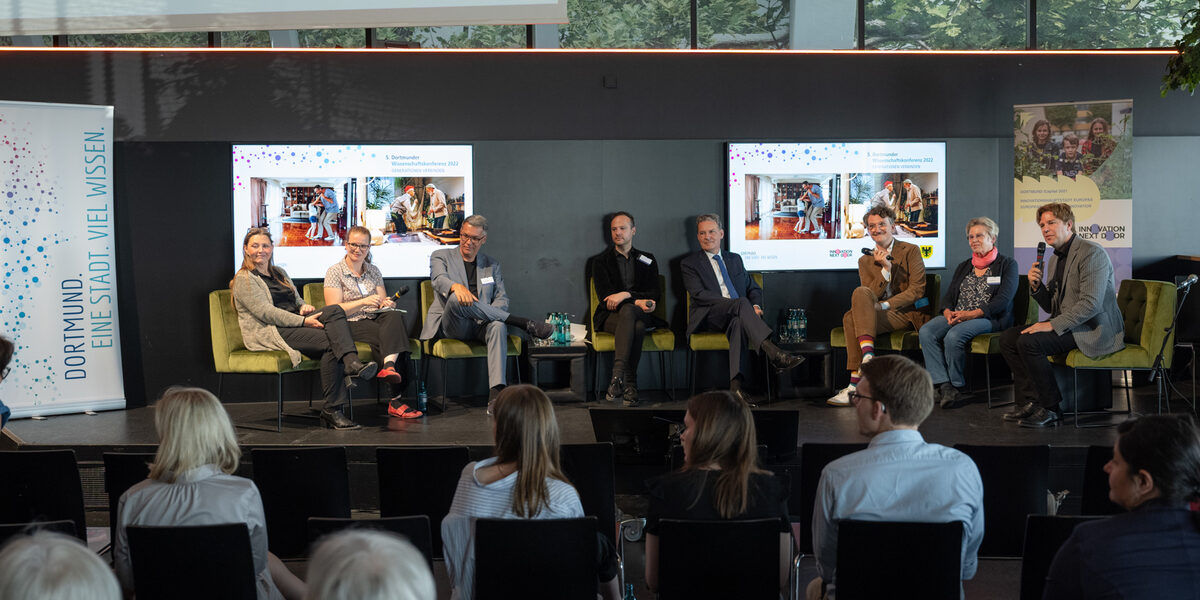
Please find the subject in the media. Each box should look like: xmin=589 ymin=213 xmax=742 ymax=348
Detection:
xmin=1013 ymin=99 xmax=1132 ymax=285
xmin=1 ymin=100 xmax=124 ymax=419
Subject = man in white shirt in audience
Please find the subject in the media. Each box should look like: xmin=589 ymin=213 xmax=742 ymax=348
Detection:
xmin=808 ymin=354 xmax=984 ymax=600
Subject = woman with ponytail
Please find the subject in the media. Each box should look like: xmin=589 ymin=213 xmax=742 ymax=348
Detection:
xmin=1044 ymin=414 xmax=1200 ymax=597
xmin=643 ymin=391 xmax=791 ymax=594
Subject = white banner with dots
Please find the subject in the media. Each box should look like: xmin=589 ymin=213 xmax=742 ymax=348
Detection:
xmin=1 ymin=100 xmax=124 ymax=420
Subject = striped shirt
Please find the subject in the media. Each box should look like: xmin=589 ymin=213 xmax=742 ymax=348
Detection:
xmin=441 ymin=457 xmax=583 ymax=600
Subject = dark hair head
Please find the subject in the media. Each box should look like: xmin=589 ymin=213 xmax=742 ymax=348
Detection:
xmin=863 ymin=205 xmax=896 ymax=227
xmin=1116 ymin=415 xmax=1200 ymax=507
xmin=683 ymin=391 xmax=767 ymax=518
xmin=610 ymin=211 xmax=635 ymax=228
xmin=0 ymin=335 xmax=12 ymax=375
xmin=858 ymin=355 xmax=934 ymax=426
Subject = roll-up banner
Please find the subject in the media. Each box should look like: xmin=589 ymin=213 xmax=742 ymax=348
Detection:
xmin=1013 ymin=99 xmax=1133 ymax=286
xmin=1 ymin=100 xmax=124 ymax=419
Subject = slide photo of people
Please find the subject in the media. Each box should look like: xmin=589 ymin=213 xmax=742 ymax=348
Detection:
xmin=742 ymin=173 xmax=840 ymax=240
xmin=249 ymin=177 xmax=352 ymax=248
xmin=841 ymin=173 xmax=938 ymax=239
xmin=1013 ymin=100 xmax=1131 ymax=185
xmin=362 ymin=176 xmax=467 ymax=246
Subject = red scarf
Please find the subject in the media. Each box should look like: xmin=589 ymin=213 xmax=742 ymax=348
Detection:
xmin=971 ymin=247 xmax=998 ymax=269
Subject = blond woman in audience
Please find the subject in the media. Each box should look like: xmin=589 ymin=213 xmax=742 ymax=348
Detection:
xmin=306 ymin=529 xmax=434 ymax=600
xmin=0 ymin=530 xmax=120 ymax=600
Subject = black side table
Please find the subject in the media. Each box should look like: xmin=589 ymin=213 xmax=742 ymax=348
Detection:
xmin=773 ymin=340 xmax=833 ymax=400
xmin=528 ymin=341 xmax=590 ymax=402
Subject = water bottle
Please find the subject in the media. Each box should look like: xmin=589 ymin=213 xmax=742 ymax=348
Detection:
xmin=417 ymin=382 xmax=428 ymax=412
xmin=788 ymin=309 xmax=799 ymax=343
xmin=798 ymin=308 xmax=808 ymax=342
xmin=623 ymin=583 xmax=637 ymax=600
xmin=555 ymin=312 xmax=567 ymax=344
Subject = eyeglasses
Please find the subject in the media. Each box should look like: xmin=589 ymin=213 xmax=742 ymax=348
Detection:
xmin=461 ymin=233 xmax=486 ymax=243
xmin=346 ymin=243 xmax=369 ymax=250
xmin=848 ymin=390 xmax=886 ymax=413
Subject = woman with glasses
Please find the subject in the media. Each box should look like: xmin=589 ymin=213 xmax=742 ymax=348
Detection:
xmin=324 ymin=226 xmax=418 ymax=419
xmin=918 ymin=217 xmax=1017 ymax=409
xmin=1044 ymin=415 xmax=1200 ymax=597
xmin=643 ymin=391 xmax=791 ymax=594
xmin=232 ymin=227 xmax=375 ymax=430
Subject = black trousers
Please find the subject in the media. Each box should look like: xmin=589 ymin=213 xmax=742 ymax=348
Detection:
xmin=348 ymin=311 xmax=411 ymax=392
xmin=601 ymin=303 xmax=653 ymax=379
xmin=998 ymin=325 xmax=1078 ymax=410
xmin=391 ymin=212 xmax=408 ymax=234
xmin=696 ymin=297 xmax=772 ymax=382
xmin=276 ymin=304 xmax=358 ymax=410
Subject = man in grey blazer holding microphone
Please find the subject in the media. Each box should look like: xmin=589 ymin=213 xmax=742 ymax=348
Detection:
xmin=421 ymin=215 xmax=552 ymax=412
xmin=998 ymin=202 xmax=1124 ymax=428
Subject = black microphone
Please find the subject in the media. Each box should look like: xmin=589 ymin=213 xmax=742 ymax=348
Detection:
xmin=1035 ymin=241 xmax=1047 ymax=267
xmin=391 ymin=286 xmax=410 ymax=300
xmin=1179 ymin=274 xmax=1199 ymax=290
xmin=862 ymin=248 xmax=893 ymax=261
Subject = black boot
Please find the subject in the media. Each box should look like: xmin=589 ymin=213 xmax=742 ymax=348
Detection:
xmin=343 ymin=359 xmax=378 ymax=389
xmin=762 ymin=340 xmax=805 ymax=372
xmin=605 ymin=375 xmax=625 ymax=403
xmin=320 ymin=408 xmax=361 ymax=431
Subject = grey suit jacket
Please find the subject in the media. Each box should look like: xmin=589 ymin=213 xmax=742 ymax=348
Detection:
xmin=1031 ymin=235 xmax=1125 ymax=358
xmin=420 ymin=247 xmax=509 ymax=339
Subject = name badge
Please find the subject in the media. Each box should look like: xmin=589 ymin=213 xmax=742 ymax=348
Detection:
xmin=637 ymin=254 xmax=653 ymax=265
xmin=358 ymin=281 xmax=371 ymax=295
xmin=986 ymin=276 xmax=1001 ymax=285
xmin=480 ymin=276 xmax=495 ymax=285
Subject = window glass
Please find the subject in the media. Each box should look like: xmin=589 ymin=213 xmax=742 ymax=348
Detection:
xmin=219 ymin=31 xmax=272 ymax=48
xmin=67 ymin=32 xmax=208 ymax=47
xmin=376 ymin=25 xmax=526 ymax=48
xmin=1037 ymin=0 xmax=1188 ymax=48
xmin=697 ymin=0 xmax=790 ymax=49
xmin=865 ymin=0 xmax=1025 ymax=49
xmin=297 ymin=28 xmax=367 ymax=48
xmin=560 ymin=0 xmax=690 ymax=49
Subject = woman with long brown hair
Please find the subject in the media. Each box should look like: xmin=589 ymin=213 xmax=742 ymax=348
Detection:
xmin=643 ymin=390 xmax=791 ymax=593
xmin=231 ymin=227 xmax=375 ymax=430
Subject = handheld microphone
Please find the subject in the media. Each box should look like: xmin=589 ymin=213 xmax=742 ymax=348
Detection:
xmin=391 ymin=286 xmax=410 ymax=300
xmin=1179 ymin=274 xmax=1199 ymax=290
xmin=1035 ymin=242 xmax=1047 ymax=267
xmin=862 ymin=248 xmax=893 ymax=261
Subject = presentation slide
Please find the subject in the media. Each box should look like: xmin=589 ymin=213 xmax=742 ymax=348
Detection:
xmin=728 ymin=142 xmax=946 ymax=271
xmin=232 ymin=144 xmax=473 ymax=279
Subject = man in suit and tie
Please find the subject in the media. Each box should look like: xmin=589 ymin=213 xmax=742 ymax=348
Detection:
xmin=998 ymin=203 xmax=1124 ymax=427
xmin=592 ymin=211 xmax=667 ymax=407
xmin=828 ymin=205 xmax=931 ymax=407
xmin=681 ymin=214 xmax=803 ymax=404
xmin=421 ymin=215 xmax=553 ymax=412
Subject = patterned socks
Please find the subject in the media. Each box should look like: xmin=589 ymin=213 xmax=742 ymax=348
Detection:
xmin=857 ymin=335 xmax=875 ymax=365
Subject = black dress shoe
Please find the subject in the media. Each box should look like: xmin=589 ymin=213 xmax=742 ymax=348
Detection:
xmin=320 ymin=409 xmax=362 ymax=430
xmin=731 ymin=388 xmax=758 ymax=408
xmin=623 ymin=382 xmax=640 ymax=407
xmin=1002 ymin=402 xmax=1037 ymax=422
xmin=605 ymin=376 xmax=624 ymax=403
xmin=940 ymin=385 xmax=969 ymax=410
xmin=1019 ymin=407 xmax=1060 ymax=428
xmin=343 ymin=360 xmax=378 ymax=389
xmin=770 ymin=352 xmax=806 ymax=372
xmin=526 ymin=320 xmax=553 ymax=340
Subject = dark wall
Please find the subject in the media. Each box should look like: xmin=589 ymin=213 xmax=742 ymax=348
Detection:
xmin=13 ymin=49 xmax=1192 ymax=405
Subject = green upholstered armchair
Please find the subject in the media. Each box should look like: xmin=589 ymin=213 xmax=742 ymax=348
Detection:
xmin=588 ymin=275 xmax=675 ymax=400
xmin=830 ymin=273 xmax=942 ymax=352
xmin=419 ymin=280 xmax=522 ymax=412
xmin=208 ymin=289 xmax=319 ymax=432
xmin=968 ymin=275 xmax=1039 ymax=408
xmin=1052 ymin=278 xmax=1177 ymax=428
xmin=685 ymin=273 xmax=770 ymax=397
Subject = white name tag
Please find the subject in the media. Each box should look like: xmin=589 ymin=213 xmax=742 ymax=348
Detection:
xmin=358 ymin=281 xmax=371 ymax=295
xmin=637 ymin=254 xmax=653 ymax=265
xmin=986 ymin=276 xmax=1001 ymax=285
xmin=480 ymin=276 xmax=495 ymax=285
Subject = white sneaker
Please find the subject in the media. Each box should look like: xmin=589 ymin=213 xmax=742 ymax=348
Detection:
xmin=819 ymin=230 xmax=828 ymax=239
xmin=827 ymin=385 xmax=854 ymax=406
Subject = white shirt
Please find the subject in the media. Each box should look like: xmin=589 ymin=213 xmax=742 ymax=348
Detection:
xmin=441 ymin=457 xmax=584 ymax=600
xmin=705 ymin=250 xmax=732 ymax=299
xmin=114 ymin=465 xmax=283 ymax=600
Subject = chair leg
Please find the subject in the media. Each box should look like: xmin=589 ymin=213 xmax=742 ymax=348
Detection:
xmin=665 ymin=352 xmax=675 ymax=401
xmin=440 ymin=357 xmax=448 ymax=413
xmin=688 ymin=349 xmax=696 ymax=397
xmin=217 ymin=373 xmax=224 ymax=399
xmin=984 ymin=355 xmax=993 ymax=408
xmin=276 ymin=373 xmax=283 ymax=433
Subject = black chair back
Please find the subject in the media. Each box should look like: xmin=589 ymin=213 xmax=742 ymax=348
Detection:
xmin=377 ymin=446 xmax=469 ymax=560
xmin=1080 ymin=445 xmax=1123 ymax=515
xmin=0 ymin=450 xmax=87 ymax=542
xmin=104 ymin=452 xmax=156 ymax=546
xmin=1019 ymin=515 xmax=1105 ymax=600
xmin=798 ymin=443 xmax=867 ymax=554
xmin=751 ymin=409 xmax=800 ymax=462
xmin=835 ymin=520 xmax=962 ymax=600
xmin=251 ymin=447 xmax=351 ymax=558
xmin=474 ymin=517 xmax=598 ymax=600
xmin=126 ymin=523 xmax=258 ymax=600
xmin=955 ymin=444 xmax=1049 ymax=557
xmin=657 ymin=518 xmax=781 ymax=600
xmin=0 ymin=519 xmax=77 ymax=547
xmin=560 ymin=443 xmax=617 ymax=549
xmin=307 ymin=515 xmax=434 ymax=570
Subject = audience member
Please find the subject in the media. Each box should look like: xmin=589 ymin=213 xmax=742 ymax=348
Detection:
xmin=306 ymin=529 xmax=435 ymax=600
xmin=1044 ymin=415 xmax=1200 ymax=598
xmin=810 ymin=355 xmax=983 ymax=600
xmin=113 ymin=387 xmax=306 ymax=600
xmin=643 ymin=390 xmax=791 ymax=594
xmin=0 ymin=530 xmax=120 ymax=600
xmin=919 ymin=217 xmax=1018 ymax=409
xmin=441 ymin=385 xmax=619 ymax=600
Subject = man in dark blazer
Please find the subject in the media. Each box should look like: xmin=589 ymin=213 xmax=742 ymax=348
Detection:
xmin=999 ymin=202 xmax=1125 ymax=427
xmin=681 ymin=214 xmax=802 ymax=403
xmin=591 ymin=212 xmax=667 ymax=407
xmin=420 ymin=215 xmax=552 ymax=411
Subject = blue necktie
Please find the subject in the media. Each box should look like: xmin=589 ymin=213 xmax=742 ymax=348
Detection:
xmin=713 ymin=254 xmax=739 ymax=299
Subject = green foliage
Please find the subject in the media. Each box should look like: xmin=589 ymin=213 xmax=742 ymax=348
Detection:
xmin=699 ymin=0 xmax=789 ymax=49
xmin=67 ymin=32 xmax=208 ymax=47
xmin=220 ymin=31 xmax=271 ymax=47
xmin=1014 ymin=143 xmax=1056 ymax=180
xmin=1044 ymin=105 xmax=1078 ymax=130
xmin=298 ymin=29 xmax=366 ymax=48
xmin=1163 ymin=2 xmax=1200 ymax=95
xmin=849 ymin=173 xmax=873 ymax=205
xmin=365 ymin=177 xmax=392 ymax=211
xmin=1093 ymin=114 xmax=1133 ymax=199
xmin=561 ymin=0 xmax=690 ymax=48
xmin=376 ymin=25 xmax=525 ymax=48
xmin=866 ymin=0 xmax=1025 ymax=49
xmin=1038 ymin=0 xmax=1190 ymax=49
